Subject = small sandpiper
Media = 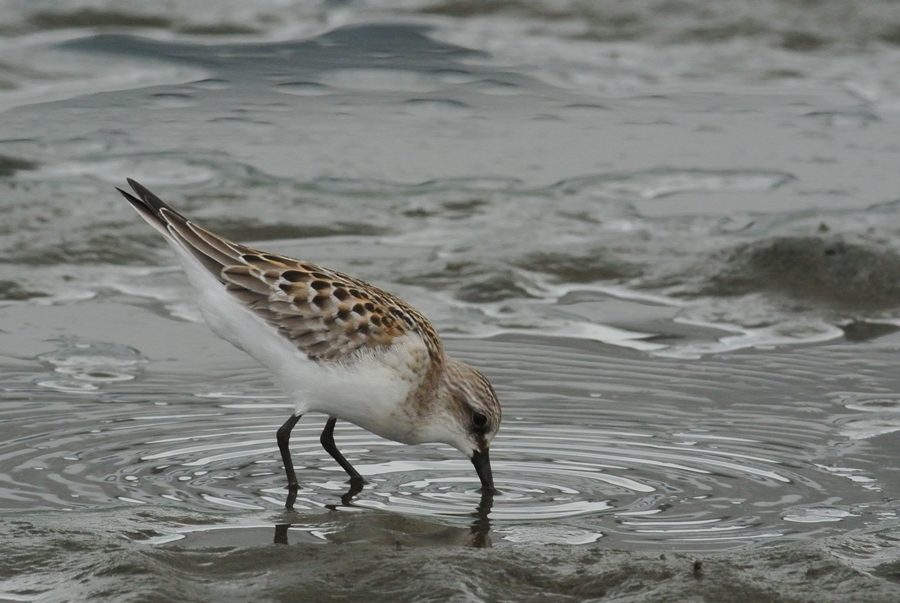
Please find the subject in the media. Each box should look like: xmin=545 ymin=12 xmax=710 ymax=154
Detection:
xmin=118 ymin=179 xmax=500 ymax=508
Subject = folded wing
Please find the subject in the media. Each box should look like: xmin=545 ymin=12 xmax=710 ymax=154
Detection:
xmin=118 ymin=178 xmax=441 ymax=363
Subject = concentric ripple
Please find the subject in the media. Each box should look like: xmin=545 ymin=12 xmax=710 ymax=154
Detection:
xmin=0 ymin=334 xmax=894 ymax=549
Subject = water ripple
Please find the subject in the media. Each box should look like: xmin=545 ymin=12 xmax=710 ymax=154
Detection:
xmin=0 ymin=336 xmax=893 ymax=549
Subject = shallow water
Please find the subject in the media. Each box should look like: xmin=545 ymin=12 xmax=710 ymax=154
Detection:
xmin=5 ymin=1 xmax=900 ymax=601
xmin=7 ymin=327 xmax=900 ymax=548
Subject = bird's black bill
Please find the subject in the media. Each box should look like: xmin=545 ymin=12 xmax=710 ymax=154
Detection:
xmin=471 ymin=448 xmax=495 ymax=492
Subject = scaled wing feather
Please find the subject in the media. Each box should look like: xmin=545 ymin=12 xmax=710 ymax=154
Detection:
xmin=118 ymin=180 xmax=442 ymax=363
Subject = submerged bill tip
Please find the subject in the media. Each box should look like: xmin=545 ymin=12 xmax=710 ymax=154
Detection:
xmin=471 ymin=448 xmax=495 ymax=492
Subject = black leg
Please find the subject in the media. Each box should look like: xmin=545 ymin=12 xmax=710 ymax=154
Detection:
xmin=320 ymin=417 xmax=364 ymax=482
xmin=277 ymin=413 xmax=302 ymax=510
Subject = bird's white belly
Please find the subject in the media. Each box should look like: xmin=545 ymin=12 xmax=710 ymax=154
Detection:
xmin=278 ymin=355 xmax=419 ymax=443
xmin=179 ymin=253 xmax=424 ymax=444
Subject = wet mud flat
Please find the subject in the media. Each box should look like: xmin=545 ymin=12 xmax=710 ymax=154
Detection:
xmin=2 ymin=506 xmax=898 ymax=603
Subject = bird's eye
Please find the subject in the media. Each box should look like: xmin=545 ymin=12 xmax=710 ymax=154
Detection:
xmin=472 ymin=411 xmax=488 ymax=428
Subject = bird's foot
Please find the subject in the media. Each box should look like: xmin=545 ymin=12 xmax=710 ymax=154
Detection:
xmin=340 ymin=478 xmax=365 ymax=505
xmin=285 ymin=483 xmax=299 ymax=510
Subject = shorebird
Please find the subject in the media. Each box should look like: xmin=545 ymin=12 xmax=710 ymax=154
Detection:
xmin=117 ymin=179 xmax=500 ymax=508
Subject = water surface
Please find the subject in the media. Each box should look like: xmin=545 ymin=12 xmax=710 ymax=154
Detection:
xmin=4 ymin=1 xmax=900 ymax=601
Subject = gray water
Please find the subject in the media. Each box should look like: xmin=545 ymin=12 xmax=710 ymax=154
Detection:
xmin=5 ymin=1 xmax=900 ymax=601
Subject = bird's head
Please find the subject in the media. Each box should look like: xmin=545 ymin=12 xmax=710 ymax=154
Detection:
xmin=424 ymin=357 xmax=501 ymax=492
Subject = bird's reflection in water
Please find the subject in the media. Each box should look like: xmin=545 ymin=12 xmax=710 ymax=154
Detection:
xmin=275 ymin=482 xmax=494 ymax=548
xmin=468 ymin=489 xmax=494 ymax=548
